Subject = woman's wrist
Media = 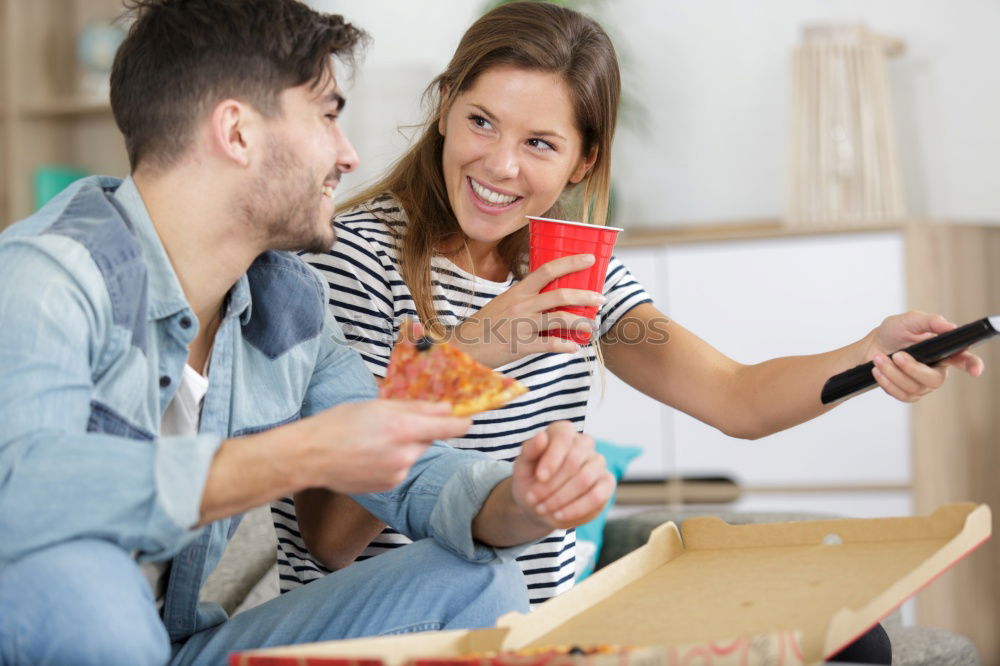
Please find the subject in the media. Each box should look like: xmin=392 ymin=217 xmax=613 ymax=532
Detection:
xmin=855 ymin=327 xmax=882 ymax=365
xmin=445 ymin=319 xmax=495 ymax=367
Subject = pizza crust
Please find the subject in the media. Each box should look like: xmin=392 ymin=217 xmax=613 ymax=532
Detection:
xmin=451 ymin=381 xmax=529 ymax=416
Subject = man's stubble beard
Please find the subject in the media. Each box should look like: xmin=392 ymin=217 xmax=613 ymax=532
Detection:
xmin=241 ymin=137 xmax=335 ymax=255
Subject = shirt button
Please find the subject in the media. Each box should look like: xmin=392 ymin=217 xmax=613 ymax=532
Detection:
xmin=179 ymin=316 xmax=192 ymax=329
xmin=159 ymin=375 xmax=171 ymax=388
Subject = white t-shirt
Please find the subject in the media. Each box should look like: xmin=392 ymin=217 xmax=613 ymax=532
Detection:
xmin=161 ymin=364 xmax=210 ymax=437
xmin=273 ymin=195 xmax=652 ymax=606
xmin=142 ymin=363 xmax=209 ymax=607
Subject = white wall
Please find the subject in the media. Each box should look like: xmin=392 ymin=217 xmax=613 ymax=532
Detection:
xmin=313 ymin=1 xmax=480 ymax=198
xmin=316 ymin=0 xmax=1000 ymax=226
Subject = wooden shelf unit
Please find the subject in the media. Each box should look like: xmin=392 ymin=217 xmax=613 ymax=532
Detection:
xmin=905 ymin=223 xmax=1000 ymax=663
xmin=0 ymin=1 xmax=8 ymax=221
xmin=0 ymin=0 xmax=128 ymax=229
xmin=19 ymin=97 xmax=113 ymax=117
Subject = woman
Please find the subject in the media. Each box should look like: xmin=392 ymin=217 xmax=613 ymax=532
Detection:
xmin=273 ymin=0 xmax=982 ymax=617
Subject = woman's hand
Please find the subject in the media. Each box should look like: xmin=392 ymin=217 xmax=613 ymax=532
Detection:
xmin=471 ymin=421 xmax=613 ymax=547
xmin=863 ymin=311 xmax=985 ymax=402
xmin=447 ymin=254 xmax=606 ymax=368
xmin=510 ymin=422 xmax=614 ymax=531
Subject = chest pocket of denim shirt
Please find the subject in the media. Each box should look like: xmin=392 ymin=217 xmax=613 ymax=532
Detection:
xmin=88 ymin=401 xmax=155 ymax=441
xmin=230 ymin=250 xmax=323 ymax=437
xmin=231 ymin=411 xmax=300 ymax=439
xmin=227 ymin=341 xmax=310 ymax=438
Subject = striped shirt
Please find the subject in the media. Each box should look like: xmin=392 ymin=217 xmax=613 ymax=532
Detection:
xmin=273 ymin=194 xmax=652 ymax=606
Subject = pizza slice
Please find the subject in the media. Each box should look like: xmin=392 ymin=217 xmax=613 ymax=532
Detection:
xmin=379 ymin=320 xmax=528 ymax=416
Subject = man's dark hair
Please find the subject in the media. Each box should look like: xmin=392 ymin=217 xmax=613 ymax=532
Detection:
xmin=110 ymin=0 xmax=366 ymax=171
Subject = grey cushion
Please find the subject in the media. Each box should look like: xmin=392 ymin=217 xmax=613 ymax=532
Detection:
xmin=885 ymin=625 xmax=979 ymax=666
xmin=200 ymin=505 xmax=280 ymax=615
xmin=233 ymin=561 xmax=280 ymax=616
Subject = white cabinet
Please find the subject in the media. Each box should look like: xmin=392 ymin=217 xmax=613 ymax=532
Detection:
xmin=586 ymin=230 xmax=911 ymax=495
xmin=666 ymin=232 xmax=909 ymax=486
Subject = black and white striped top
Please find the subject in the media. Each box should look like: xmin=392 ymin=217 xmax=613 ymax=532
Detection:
xmin=272 ymin=195 xmax=652 ymax=606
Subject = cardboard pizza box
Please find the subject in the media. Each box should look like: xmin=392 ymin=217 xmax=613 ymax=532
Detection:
xmin=230 ymin=503 xmax=990 ymax=666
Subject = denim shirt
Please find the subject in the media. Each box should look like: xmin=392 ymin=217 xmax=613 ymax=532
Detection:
xmin=0 ymin=176 xmax=521 ymax=643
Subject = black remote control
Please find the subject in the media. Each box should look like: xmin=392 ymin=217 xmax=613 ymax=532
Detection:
xmin=820 ymin=316 xmax=1000 ymax=404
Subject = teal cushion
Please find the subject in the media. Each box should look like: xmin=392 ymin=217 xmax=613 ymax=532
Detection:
xmin=574 ymin=440 xmax=642 ymax=581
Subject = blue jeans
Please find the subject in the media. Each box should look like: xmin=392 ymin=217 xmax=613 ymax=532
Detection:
xmin=0 ymin=538 xmax=529 ymax=666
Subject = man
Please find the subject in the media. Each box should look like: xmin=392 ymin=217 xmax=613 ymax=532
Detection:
xmin=0 ymin=1 xmax=614 ymax=664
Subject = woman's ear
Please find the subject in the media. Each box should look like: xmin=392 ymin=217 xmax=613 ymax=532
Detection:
xmin=569 ymin=145 xmax=598 ymax=184
xmin=437 ymin=85 xmax=451 ymax=137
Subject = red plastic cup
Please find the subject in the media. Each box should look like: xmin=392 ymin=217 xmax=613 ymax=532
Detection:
xmin=528 ymin=216 xmax=623 ymax=344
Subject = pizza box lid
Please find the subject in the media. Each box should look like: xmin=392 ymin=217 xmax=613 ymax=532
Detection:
xmin=230 ymin=503 xmax=990 ymax=666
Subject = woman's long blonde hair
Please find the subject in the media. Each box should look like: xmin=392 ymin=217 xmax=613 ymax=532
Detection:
xmin=341 ymin=1 xmax=620 ymax=336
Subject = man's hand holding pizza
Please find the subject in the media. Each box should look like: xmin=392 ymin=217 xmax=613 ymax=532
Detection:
xmin=332 ymin=324 xmax=612 ymax=550
xmin=472 ymin=421 xmax=615 ymax=547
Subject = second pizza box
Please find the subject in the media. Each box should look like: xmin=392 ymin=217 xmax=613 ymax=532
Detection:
xmin=231 ymin=503 xmax=991 ymax=666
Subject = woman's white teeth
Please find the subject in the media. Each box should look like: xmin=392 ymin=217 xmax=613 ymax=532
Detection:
xmin=470 ymin=179 xmax=517 ymax=205
xmin=322 ymin=185 xmax=335 ymax=200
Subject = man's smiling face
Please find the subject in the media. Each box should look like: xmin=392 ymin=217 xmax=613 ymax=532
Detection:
xmin=248 ymin=68 xmax=360 ymax=254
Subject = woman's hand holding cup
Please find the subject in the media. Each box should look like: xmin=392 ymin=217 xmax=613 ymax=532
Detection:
xmin=447 ymin=254 xmax=605 ymax=368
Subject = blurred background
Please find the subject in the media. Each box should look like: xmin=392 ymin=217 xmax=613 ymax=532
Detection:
xmin=0 ymin=0 xmax=997 ymax=661
xmin=323 ymin=0 xmax=1000 ymax=226
xmin=4 ymin=1 xmax=998 ymax=225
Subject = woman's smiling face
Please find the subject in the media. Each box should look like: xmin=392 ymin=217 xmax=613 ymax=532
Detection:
xmin=439 ymin=66 xmax=595 ymax=254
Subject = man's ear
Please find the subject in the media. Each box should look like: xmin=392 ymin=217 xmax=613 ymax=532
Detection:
xmin=209 ymin=99 xmax=258 ymax=168
xmin=569 ymin=145 xmax=598 ymax=184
